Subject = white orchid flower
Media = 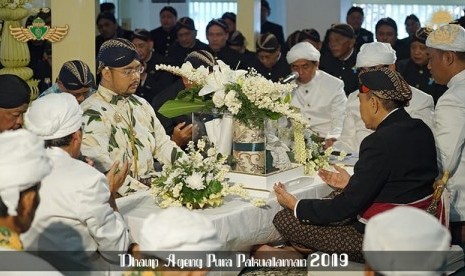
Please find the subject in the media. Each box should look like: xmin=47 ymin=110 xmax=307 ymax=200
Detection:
xmin=198 ymin=60 xmax=247 ymax=96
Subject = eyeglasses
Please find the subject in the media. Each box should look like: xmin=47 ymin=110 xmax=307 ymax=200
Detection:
xmin=106 ymin=66 xmax=144 ymax=77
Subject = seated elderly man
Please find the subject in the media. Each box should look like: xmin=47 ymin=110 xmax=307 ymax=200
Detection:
xmin=39 ymin=60 xmax=95 ymax=104
xmin=266 ymin=67 xmax=437 ymax=262
xmin=0 ymin=74 xmax=31 ymax=132
xmin=0 ymin=130 xmax=60 ymax=273
xmin=80 ymin=38 xmax=179 ymax=195
xmin=22 ymin=93 xmax=131 ymax=272
xmin=335 ymin=42 xmax=434 ymax=153
xmin=286 ymin=41 xmax=346 ymax=144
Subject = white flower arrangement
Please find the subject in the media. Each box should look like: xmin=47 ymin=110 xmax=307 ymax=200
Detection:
xmin=151 ymin=139 xmax=266 ymax=209
xmin=292 ymin=122 xmax=346 ymax=175
xmin=156 ymin=60 xmax=309 ymax=128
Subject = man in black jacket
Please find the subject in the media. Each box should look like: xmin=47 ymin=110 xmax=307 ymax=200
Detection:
xmin=260 ymin=0 xmax=285 ymax=47
xmin=268 ymin=67 xmax=438 ymax=262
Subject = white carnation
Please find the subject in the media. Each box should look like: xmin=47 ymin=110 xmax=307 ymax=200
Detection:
xmin=185 ymin=172 xmax=205 ymax=190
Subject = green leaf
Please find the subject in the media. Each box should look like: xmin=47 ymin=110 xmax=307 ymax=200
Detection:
xmin=283 ymin=93 xmax=292 ymax=104
xmin=128 ymin=96 xmax=142 ymax=106
xmin=170 ymin=147 xmax=178 ymax=165
xmin=158 ymin=100 xmax=208 ymax=118
xmin=83 ymin=109 xmax=102 ymax=125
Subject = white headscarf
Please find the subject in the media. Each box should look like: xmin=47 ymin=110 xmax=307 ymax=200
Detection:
xmin=139 ymin=207 xmax=221 ymax=257
xmin=24 ymin=93 xmax=83 ymax=140
xmin=286 ymin=41 xmax=321 ymax=64
xmin=363 ymin=206 xmax=451 ymax=276
xmin=426 ymin=24 xmax=465 ymax=52
xmin=0 ymin=129 xmax=52 ymax=216
xmin=356 ymin=42 xmax=397 ymax=68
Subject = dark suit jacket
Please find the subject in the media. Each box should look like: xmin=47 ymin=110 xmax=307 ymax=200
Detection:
xmin=319 ymin=50 xmax=359 ymax=96
xmin=296 ymin=108 xmax=437 ymax=231
xmin=151 ymin=79 xmax=191 ymax=136
xmin=261 ymin=20 xmax=285 ymax=46
xmin=354 ymin=28 xmax=374 ymax=52
xmin=136 ymin=52 xmax=178 ymax=103
xmin=248 ymin=55 xmax=291 ymax=82
xmin=396 ymin=58 xmax=447 ymax=105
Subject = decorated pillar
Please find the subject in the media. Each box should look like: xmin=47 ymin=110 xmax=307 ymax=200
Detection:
xmin=50 ymin=0 xmax=96 ymax=82
xmin=0 ymin=0 xmax=39 ymax=98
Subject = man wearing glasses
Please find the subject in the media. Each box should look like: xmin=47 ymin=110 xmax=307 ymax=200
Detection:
xmin=80 ymin=38 xmax=179 ymax=196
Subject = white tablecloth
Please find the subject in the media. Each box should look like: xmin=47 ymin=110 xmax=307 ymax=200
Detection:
xmin=117 ymin=175 xmax=334 ymax=251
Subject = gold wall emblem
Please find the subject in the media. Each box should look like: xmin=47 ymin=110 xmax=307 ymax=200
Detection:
xmin=9 ymin=17 xmax=68 ymax=43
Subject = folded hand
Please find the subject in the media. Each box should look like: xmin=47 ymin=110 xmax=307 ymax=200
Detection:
xmin=106 ymin=160 xmax=130 ymax=194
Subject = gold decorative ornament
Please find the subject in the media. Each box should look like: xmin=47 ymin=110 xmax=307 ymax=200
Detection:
xmin=428 ymin=24 xmax=460 ymax=45
xmin=9 ymin=17 xmax=68 ymax=43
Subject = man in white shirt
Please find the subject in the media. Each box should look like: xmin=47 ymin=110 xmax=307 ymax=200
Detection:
xmin=335 ymin=42 xmax=434 ymax=153
xmin=22 ymin=93 xmax=131 ymax=272
xmin=0 ymin=130 xmax=62 ymax=274
xmin=286 ymin=42 xmax=347 ymax=145
xmin=426 ymin=24 xmax=465 ymax=243
xmin=81 ymin=38 xmax=179 ymax=195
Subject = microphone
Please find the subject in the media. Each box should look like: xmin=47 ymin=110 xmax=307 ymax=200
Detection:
xmin=281 ymin=71 xmax=299 ymax=84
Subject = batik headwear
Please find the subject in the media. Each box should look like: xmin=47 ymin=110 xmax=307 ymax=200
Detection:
xmin=184 ymin=50 xmax=217 ymax=69
xmin=363 ymin=206 xmax=450 ymax=276
xmin=176 ymin=17 xmax=196 ymax=32
xmin=286 ymin=41 xmax=321 ymax=63
xmin=327 ymin=23 xmax=356 ymax=39
xmin=97 ymin=38 xmax=139 ymax=74
xmin=256 ymin=32 xmax=279 ymax=53
xmin=206 ymin=18 xmax=228 ymax=33
xmin=228 ymin=31 xmax=245 ymax=46
xmin=356 ymin=42 xmax=397 ymax=68
xmin=0 ymin=129 xmax=52 ymax=216
xmin=376 ymin=17 xmax=398 ymax=33
xmin=359 ymin=67 xmax=412 ymax=103
xmin=131 ymin=28 xmax=151 ymax=42
xmin=411 ymin=27 xmax=433 ymax=45
xmin=0 ymin=74 xmax=30 ymax=109
xmin=139 ymin=207 xmax=221 ymax=258
xmin=302 ymin=28 xmax=321 ymax=43
xmin=24 ymin=93 xmax=83 ymax=140
xmin=426 ymin=24 xmax=465 ymax=52
xmin=58 ymin=60 xmax=95 ymax=91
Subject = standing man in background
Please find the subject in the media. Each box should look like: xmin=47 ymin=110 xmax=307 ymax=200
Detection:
xmin=260 ymin=0 xmax=285 ymax=48
xmin=150 ymin=6 xmax=178 ymax=56
xmin=346 ymin=6 xmax=373 ymax=51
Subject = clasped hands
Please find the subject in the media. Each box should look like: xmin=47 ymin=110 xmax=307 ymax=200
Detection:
xmin=274 ymin=165 xmax=350 ymax=210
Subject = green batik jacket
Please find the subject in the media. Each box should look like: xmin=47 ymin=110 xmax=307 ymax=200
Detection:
xmin=80 ymin=85 xmax=178 ymax=195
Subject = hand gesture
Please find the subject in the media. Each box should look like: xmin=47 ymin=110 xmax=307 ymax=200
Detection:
xmin=317 ymin=165 xmax=350 ymax=190
xmin=172 ymin=122 xmax=193 ymax=147
xmin=106 ymin=160 xmax=130 ymax=194
xmin=273 ymin=182 xmax=297 ymax=210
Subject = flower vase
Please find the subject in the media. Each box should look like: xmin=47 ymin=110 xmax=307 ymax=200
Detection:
xmin=232 ymin=119 xmax=265 ymax=174
xmin=192 ymin=111 xmax=233 ymax=156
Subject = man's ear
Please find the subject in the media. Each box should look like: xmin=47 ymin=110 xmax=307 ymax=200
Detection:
xmin=444 ymin=51 xmax=455 ymax=66
xmin=15 ymin=185 xmax=40 ymax=232
xmin=100 ymin=67 xmax=112 ymax=82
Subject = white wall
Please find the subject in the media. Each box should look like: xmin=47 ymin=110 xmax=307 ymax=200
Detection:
xmin=118 ymin=0 xmax=188 ymax=31
xmin=285 ymin=0 xmax=349 ymax=40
